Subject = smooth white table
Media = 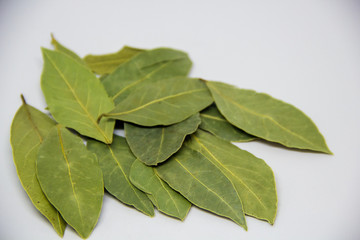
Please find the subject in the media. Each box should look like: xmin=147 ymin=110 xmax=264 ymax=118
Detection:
xmin=1 ymin=1 xmax=359 ymax=239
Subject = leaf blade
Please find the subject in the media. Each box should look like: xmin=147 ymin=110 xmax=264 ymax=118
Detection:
xmin=84 ymin=46 xmax=144 ymax=74
xmin=129 ymin=159 xmax=191 ymax=220
xmin=103 ymin=77 xmax=213 ymax=126
xmin=187 ymin=130 xmax=277 ymax=224
xmin=155 ymin=147 xmax=247 ymax=229
xmin=125 ymin=114 xmax=201 ymax=165
xmin=41 ymin=48 xmax=115 ymax=143
xmin=200 ymin=104 xmax=256 ymax=142
xmin=87 ymin=135 xmax=155 ymax=217
xmin=50 ymin=34 xmax=84 ymax=65
xmin=102 ymin=48 xmax=192 ymax=105
xmin=206 ymin=81 xmax=332 ymax=153
xmin=10 ymin=100 xmax=66 ymax=237
xmin=36 ymin=125 xmax=104 ymax=239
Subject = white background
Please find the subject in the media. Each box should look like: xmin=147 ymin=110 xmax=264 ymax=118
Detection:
xmin=1 ymin=0 xmax=360 ymax=239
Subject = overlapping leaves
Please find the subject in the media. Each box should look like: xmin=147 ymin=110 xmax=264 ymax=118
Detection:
xmin=10 ymin=36 xmax=331 ymax=239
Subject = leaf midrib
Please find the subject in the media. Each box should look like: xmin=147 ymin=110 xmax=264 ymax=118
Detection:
xmin=157 ymin=175 xmax=181 ymax=216
xmin=173 ymin=157 xmax=241 ymax=220
xmin=44 ymin=51 xmax=110 ymax=143
xmin=111 ymin=60 xmax=172 ymax=101
xmin=23 ymin=104 xmax=44 ymax=142
xmin=107 ymin=88 xmax=206 ymax=117
xmin=200 ymin=113 xmax=227 ymax=122
xmin=86 ymin=57 xmax=135 ymax=67
xmin=155 ymin=128 xmax=165 ymax=164
xmin=57 ymin=126 xmax=84 ymax=229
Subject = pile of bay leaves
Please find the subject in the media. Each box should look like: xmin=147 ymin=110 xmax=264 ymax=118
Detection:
xmin=10 ymin=35 xmax=331 ymax=239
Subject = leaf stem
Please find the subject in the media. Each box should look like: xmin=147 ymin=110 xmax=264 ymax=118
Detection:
xmin=20 ymin=94 xmax=27 ymax=105
xmin=97 ymin=114 xmax=104 ymax=123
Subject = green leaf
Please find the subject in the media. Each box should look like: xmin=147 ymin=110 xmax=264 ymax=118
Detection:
xmin=36 ymin=125 xmax=103 ymax=239
xmin=200 ymin=104 xmax=256 ymax=142
xmin=155 ymin=146 xmax=247 ymax=230
xmin=41 ymin=48 xmax=115 ymax=144
xmin=125 ymin=114 xmax=201 ymax=166
xmin=101 ymin=77 xmax=213 ymax=126
xmin=10 ymin=96 xmax=66 ymax=237
xmin=87 ymin=135 xmax=155 ymax=217
xmin=102 ymin=48 xmax=192 ymax=105
xmin=186 ymin=130 xmax=277 ymax=224
xmin=50 ymin=34 xmax=84 ymax=65
xmin=84 ymin=46 xmax=144 ymax=75
xmin=206 ymin=81 xmax=332 ymax=154
xmin=129 ymin=159 xmax=191 ymax=220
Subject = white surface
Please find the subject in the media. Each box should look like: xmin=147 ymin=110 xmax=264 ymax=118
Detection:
xmin=1 ymin=0 xmax=360 ymax=239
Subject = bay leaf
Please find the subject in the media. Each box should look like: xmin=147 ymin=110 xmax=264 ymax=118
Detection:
xmin=200 ymin=104 xmax=256 ymax=142
xmin=100 ymin=77 xmax=213 ymax=126
xmin=36 ymin=125 xmax=103 ymax=239
xmin=102 ymin=48 xmax=192 ymax=105
xmin=50 ymin=34 xmax=84 ymax=65
xmin=87 ymin=135 xmax=155 ymax=216
xmin=206 ymin=81 xmax=332 ymax=153
xmin=84 ymin=46 xmax=144 ymax=75
xmin=129 ymin=159 xmax=191 ymax=220
xmin=186 ymin=130 xmax=277 ymax=224
xmin=155 ymin=146 xmax=247 ymax=230
xmin=10 ymin=96 xmax=66 ymax=237
xmin=125 ymin=114 xmax=201 ymax=166
xmin=41 ymin=48 xmax=115 ymax=144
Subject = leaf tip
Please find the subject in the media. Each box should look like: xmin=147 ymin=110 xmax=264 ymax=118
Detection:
xmin=242 ymin=224 xmax=248 ymax=231
xmin=326 ymin=149 xmax=334 ymax=155
xmin=50 ymin=33 xmax=56 ymax=45
xmin=319 ymin=143 xmax=333 ymax=155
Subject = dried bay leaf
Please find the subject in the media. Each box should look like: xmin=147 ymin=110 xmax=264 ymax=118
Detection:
xmin=206 ymin=81 xmax=332 ymax=153
xmin=200 ymin=104 xmax=256 ymax=142
xmin=100 ymin=77 xmax=213 ymax=126
xmin=125 ymin=114 xmax=201 ymax=166
xmin=102 ymin=48 xmax=192 ymax=105
xmin=186 ymin=130 xmax=277 ymax=224
xmin=155 ymin=147 xmax=247 ymax=230
xmin=87 ymin=135 xmax=155 ymax=216
xmin=10 ymin=96 xmax=66 ymax=237
xmin=50 ymin=34 xmax=84 ymax=65
xmin=36 ymin=125 xmax=103 ymax=239
xmin=41 ymin=48 xmax=115 ymax=144
xmin=84 ymin=46 xmax=144 ymax=75
xmin=129 ymin=159 xmax=191 ymax=220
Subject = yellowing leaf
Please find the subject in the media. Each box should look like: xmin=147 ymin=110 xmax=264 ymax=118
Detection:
xmin=87 ymin=135 xmax=155 ymax=217
xmin=10 ymin=97 xmax=66 ymax=237
xmin=155 ymin=146 xmax=247 ymax=230
xmin=102 ymin=48 xmax=192 ymax=105
xmin=206 ymin=81 xmax=332 ymax=153
xmin=84 ymin=46 xmax=144 ymax=75
xmin=36 ymin=125 xmax=103 ymax=239
xmin=186 ymin=130 xmax=277 ymax=224
xmin=101 ymin=77 xmax=213 ymax=126
xmin=41 ymin=48 xmax=115 ymax=144
xmin=129 ymin=159 xmax=191 ymax=220
xmin=125 ymin=114 xmax=201 ymax=166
